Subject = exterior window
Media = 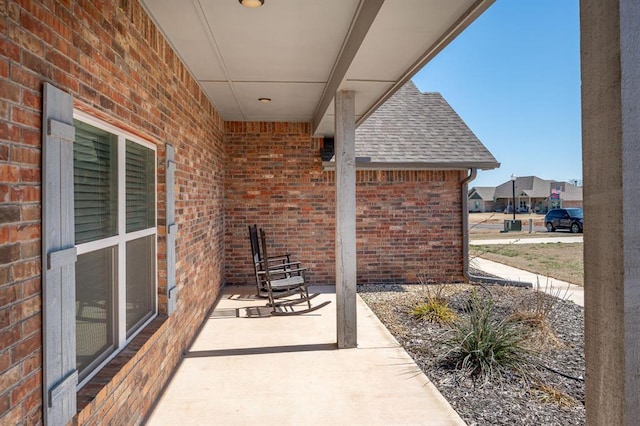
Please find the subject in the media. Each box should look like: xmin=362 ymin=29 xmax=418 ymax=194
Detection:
xmin=126 ymin=140 xmax=156 ymax=232
xmin=74 ymin=122 xmax=118 ymax=244
xmin=73 ymin=115 xmax=157 ymax=386
xmin=75 ymin=246 xmax=116 ymax=374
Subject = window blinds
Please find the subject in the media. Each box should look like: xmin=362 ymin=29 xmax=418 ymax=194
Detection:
xmin=73 ymin=121 xmax=117 ymax=245
xmin=125 ymin=140 xmax=155 ymax=232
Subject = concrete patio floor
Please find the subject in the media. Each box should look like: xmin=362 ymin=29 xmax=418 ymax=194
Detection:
xmin=145 ymin=286 xmax=465 ymax=426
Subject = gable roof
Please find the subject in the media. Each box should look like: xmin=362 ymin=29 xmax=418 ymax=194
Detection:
xmin=493 ymin=176 xmax=583 ymax=200
xmin=351 ymin=81 xmax=499 ymax=170
xmin=469 ymin=187 xmax=496 ymax=201
xmin=494 ymin=176 xmax=552 ymax=199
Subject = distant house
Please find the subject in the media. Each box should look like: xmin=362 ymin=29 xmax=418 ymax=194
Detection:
xmin=547 ymin=181 xmax=583 ymax=209
xmin=469 ymin=176 xmax=583 ymax=213
xmin=468 ymin=187 xmax=496 ymax=212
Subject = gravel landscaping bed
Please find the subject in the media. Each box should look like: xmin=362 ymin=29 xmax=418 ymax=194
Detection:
xmin=359 ymin=282 xmax=585 ymax=426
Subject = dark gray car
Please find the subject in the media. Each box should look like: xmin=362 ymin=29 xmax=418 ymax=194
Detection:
xmin=544 ymin=208 xmax=583 ymax=233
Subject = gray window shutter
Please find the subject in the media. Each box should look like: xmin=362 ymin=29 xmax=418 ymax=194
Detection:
xmin=166 ymin=144 xmax=178 ymax=314
xmin=42 ymin=83 xmax=78 ymax=425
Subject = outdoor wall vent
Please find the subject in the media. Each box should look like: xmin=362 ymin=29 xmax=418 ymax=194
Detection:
xmin=320 ymin=138 xmax=334 ymax=161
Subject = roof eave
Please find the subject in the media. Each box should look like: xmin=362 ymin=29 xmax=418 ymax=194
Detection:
xmin=322 ymin=161 xmax=500 ymax=171
xmin=349 ymin=0 xmax=496 ymax=133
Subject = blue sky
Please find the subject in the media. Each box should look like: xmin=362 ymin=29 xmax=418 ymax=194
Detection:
xmin=412 ymin=0 xmax=581 ymax=188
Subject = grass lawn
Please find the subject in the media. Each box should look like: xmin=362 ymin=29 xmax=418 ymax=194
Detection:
xmin=470 ymin=242 xmax=584 ymax=286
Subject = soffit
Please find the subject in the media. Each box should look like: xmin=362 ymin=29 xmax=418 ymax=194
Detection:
xmin=140 ymin=0 xmax=493 ymax=137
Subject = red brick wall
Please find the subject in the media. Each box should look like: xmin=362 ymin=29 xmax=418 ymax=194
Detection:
xmin=1 ymin=0 xmax=225 ymax=423
xmin=224 ymin=122 xmax=335 ymax=284
xmin=355 ymin=170 xmax=465 ymax=283
xmin=224 ymin=122 xmax=466 ymax=286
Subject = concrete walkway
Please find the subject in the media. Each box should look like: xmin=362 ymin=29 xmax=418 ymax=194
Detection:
xmin=471 ymin=257 xmax=584 ymax=306
xmin=470 ymin=236 xmax=583 ymax=245
xmin=146 ymin=286 xmax=465 ymax=426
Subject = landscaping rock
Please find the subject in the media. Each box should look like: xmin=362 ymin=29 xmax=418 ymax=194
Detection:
xmin=359 ymin=283 xmax=585 ymax=426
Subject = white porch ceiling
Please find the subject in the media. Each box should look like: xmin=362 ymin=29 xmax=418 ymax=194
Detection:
xmin=140 ymin=0 xmax=493 ymax=136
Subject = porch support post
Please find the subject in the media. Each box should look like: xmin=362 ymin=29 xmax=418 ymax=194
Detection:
xmin=335 ymin=90 xmax=357 ymax=349
xmin=581 ymin=1 xmax=640 ymax=424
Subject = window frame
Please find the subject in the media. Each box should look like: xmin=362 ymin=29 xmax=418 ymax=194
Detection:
xmin=73 ymin=110 xmax=158 ymax=389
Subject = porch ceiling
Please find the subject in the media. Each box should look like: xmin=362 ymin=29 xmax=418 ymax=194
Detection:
xmin=140 ymin=0 xmax=494 ymax=137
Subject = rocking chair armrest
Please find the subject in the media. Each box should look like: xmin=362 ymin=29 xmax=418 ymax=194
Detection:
xmin=258 ymin=267 xmax=306 ymax=276
xmin=256 ymin=258 xmax=296 ymax=268
xmin=265 ymin=254 xmax=291 ymax=261
xmin=270 ymin=267 xmax=306 ymax=276
xmin=255 ymin=261 xmax=302 ymax=271
xmin=267 ymin=261 xmax=301 ymax=269
xmin=258 ymin=261 xmax=301 ymax=269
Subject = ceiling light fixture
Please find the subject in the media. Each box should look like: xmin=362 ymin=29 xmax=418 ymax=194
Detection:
xmin=258 ymin=97 xmax=272 ymax=103
xmin=239 ymin=0 xmax=264 ymax=8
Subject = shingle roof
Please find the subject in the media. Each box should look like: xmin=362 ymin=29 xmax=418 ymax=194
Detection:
xmin=469 ymin=186 xmax=496 ymax=201
xmin=493 ymin=176 xmax=583 ymax=200
xmin=353 ymin=81 xmax=499 ymax=170
xmin=550 ymin=181 xmax=583 ymax=201
xmin=494 ymin=176 xmax=552 ymax=199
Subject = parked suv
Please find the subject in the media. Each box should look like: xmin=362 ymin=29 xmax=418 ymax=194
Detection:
xmin=544 ymin=208 xmax=583 ymax=233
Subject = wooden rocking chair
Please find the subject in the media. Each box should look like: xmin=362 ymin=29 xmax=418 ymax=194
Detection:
xmin=251 ymin=227 xmax=330 ymax=315
xmin=248 ymin=224 xmax=293 ymax=298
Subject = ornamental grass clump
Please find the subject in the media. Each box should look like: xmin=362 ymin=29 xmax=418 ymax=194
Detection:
xmin=510 ymin=278 xmax=569 ymax=350
xmin=511 ymin=277 xmax=568 ymax=328
xmin=411 ymin=299 xmax=457 ymax=325
xmin=412 ymin=277 xmax=457 ymax=325
xmin=533 ymin=382 xmax=581 ymax=408
xmin=444 ymin=290 xmax=535 ymax=384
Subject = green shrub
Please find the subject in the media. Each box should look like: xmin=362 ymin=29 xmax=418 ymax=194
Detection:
xmin=443 ymin=290 xmax=535 ymax=384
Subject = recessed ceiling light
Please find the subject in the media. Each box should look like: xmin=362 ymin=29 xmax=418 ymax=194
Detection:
xmin=239 ymin=0 xmax=264 ymax=8
xmin=258 ymin=98 xmax=271 ymax=103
